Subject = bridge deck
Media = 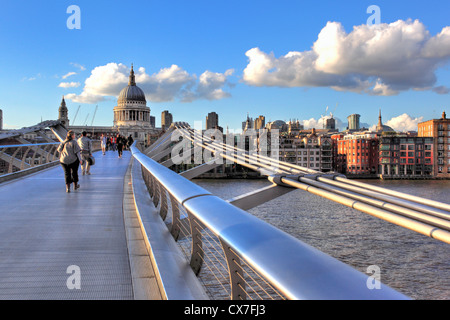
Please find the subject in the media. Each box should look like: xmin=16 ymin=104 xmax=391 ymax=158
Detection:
xmin=0 ymin=150 xmax=149 ymax=299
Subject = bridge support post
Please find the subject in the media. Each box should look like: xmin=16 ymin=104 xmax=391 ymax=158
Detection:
xmin=159 ymin=187 xmax=168 ymax=220
xmin=169 ymin=194 xmax=181 ymax=240
xmin=220 ymin=239 xmax=247 ymax=300
xmin=152 ymin=178 xmax=160 ymax=208
xmin=186 ymin=210 xmax=204 ymax=276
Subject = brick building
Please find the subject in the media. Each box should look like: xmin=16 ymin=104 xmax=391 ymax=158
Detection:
xmin=418 ymin=111 xmax=450 ymax=178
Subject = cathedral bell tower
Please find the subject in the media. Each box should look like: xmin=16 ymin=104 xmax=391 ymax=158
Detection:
xmin=58 ymin=96 xmax=69 ymax=128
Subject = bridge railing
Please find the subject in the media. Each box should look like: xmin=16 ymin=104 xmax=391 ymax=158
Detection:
xmin=0 ymin=142 xmax=60 ymax=176
xmin=130 ymin=143 xmax=408 ymax=300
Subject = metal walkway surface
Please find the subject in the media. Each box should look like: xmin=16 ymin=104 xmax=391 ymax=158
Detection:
xmin=0 ymin=151 xmax=135 ymax=299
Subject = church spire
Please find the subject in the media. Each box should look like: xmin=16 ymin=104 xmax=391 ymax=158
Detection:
xmin=376 ymin=109 xmax=383 ymax=132
xmin=128 ymin=64 xmax=136 ymax=86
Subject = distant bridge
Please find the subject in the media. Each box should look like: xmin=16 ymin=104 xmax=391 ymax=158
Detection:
xmin=0 ymin=120 xmax=449 ymax=300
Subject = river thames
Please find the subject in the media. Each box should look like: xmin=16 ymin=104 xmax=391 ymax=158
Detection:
xmin=193 ymin=178 xmax=450 ymax=300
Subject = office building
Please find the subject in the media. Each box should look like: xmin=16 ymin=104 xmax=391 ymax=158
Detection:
xmin=254 ymin=115 xmax=265 ymax=130
xmin=336 ymin=133 xmax=379 ymax=176
xmin=150 ymin=115 xmax=155 ymax=128
xmin=161 ymin=110 xmax=173 ymax=130
xmin=418 ymin=111 xmax=450 ymax=178
xmin=378 ymin=133 xmax=434 ymax=178
xmin=206 ymin=112 xmax=219 ymax=130
xmin=347 ymin=114 xmax=361 ymax=131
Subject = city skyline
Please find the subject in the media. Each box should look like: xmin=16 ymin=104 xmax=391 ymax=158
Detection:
xmin=0 ymin=0 xmax=449 ymax=131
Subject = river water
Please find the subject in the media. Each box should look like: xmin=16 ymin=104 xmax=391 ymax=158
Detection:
xmin=193 ymin=178 xmax=450 ymax=300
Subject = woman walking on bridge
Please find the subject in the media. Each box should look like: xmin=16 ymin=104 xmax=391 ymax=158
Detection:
xmin=58 ymin=130 xmax=83 ymax=193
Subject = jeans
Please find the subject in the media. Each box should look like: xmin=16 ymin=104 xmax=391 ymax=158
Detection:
xmin=60 ymin=159 xmax=80 ymax=185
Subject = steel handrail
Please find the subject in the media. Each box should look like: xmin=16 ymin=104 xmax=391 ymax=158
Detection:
xmin=0 ymin=142 xmax=59 ymax=149
xmin=130 ymin=142 xmax=408 ymax=300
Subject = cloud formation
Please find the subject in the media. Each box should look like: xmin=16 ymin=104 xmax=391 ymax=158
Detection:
xmin=62 ymin=72 xmax=77 ymax=79
xmin=58 ymin=81 xmax=80 ymax=88
xmin=65 ymin=63 xmax=234 ymax=104
xmin=384 ymin=113 xmax=424 ymax=132
xmin=243 ymin=19 xmax=450 ymax=95
xmin=301 ymin=115 xmax=345 ymax=131
xmin=70 ymin=62 xmax=86 ymax=71
xmin=368 ymin=113 xmax=423 ymax=132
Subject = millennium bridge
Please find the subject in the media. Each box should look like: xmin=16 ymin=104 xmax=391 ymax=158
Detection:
xmin=0 ymin=120 xmax=449 ymax=300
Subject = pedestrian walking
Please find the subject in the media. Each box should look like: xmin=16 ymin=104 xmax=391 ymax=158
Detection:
xmin=111 ymin=136 xmax=116 ymax=151
xmin=101 ymin=133 xmax=107 ymax=155
xmin=58 ymin=130 xmax=83 ymax=193
xmin=117 ymin=133 xmax=124 ymax=158
xmin=78 ymin=131 xmax=93 ymax=175
xmin=127 ymin=134 xmax=134 ymax=150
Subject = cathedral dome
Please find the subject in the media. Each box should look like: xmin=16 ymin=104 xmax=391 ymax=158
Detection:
xmin=117 ymin=64 xmax=146 ymax=104
xmin=118 ymin=85 xmax=146 ymax=103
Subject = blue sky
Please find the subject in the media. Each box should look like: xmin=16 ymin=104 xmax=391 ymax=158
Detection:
xmin=0 ymin=0 xmax=449 ymax=131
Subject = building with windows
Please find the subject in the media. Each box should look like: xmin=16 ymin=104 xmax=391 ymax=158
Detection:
xmin=378 ymin=133 xmax=434 ymax=179
xmin=347 ymin=114 xmax=361 ymax=131
xmin=161 ymin=110 xmax=173 ymax=130
xmin=278 ymin=129 xmax=332 ymax=172
xmin=335 ymin=133 xmax=379 ymax=176
xmin=113 ymin=65 xmax=153 ymax=140
xmin=418 ymin=111 xmax=450 ymax=178
xmin=254 ymin=115 xmax=265 ymax=130
xmin=325 ymin=116 xmax=336 ymax=130
xmin=206 ymin=112 xmax=219 ymax=130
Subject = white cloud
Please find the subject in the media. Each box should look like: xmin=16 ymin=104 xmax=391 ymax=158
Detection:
xmin=243 ymin=19 xmax=450 ymax=95
xmin=65 ymin=63 xmax=234 ymax=104
xmin=62 ymin=72 xmax=77 ymax=79
xmin=368 ymin=113 xmax=423 ymax=132
xmin=58 ymin=81 xmax=81 ymax=88
xmin=70 ymin=62 xmax=86 ymax=71
xmin=182 ymin=69 xmax=235 ymax=102
xmin=301 ymin=114 xmax=345 ymax=130
xmin=384 ymin=113 xmax=424 ymax=132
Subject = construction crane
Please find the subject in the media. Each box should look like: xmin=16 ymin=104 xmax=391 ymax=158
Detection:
xmin=320 ymin=106 xmax=329 ymax=129
xmin=91 ymin=105 xmax=98 ymax=126
xmin=91 ymin=105 xmax=98 ymax=135
xmin=331 ymin=103 xmax=339 ymax=118
xmin=83 ymin=113 xmax=90 ymax=126
xmin=72 ymin=105 xmax=81 ymax=125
